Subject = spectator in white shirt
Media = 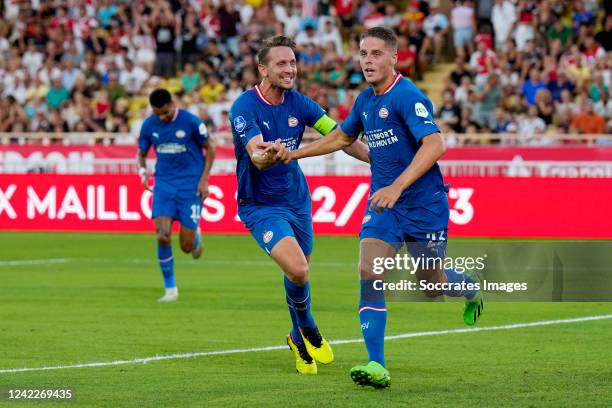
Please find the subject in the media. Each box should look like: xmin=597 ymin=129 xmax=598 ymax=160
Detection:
xmin=518 ymin=105 xmax=546 ymax=143
xmin=295 ymin=24 xmax=320 ymax=49
xmin=318 ymin=19 xmax=343 ymax=55
xmin=119 ymin=59 xmax=149 ymax=96
xmin=491 ymin=0 xmax=516 ymax=51
xmin=22 ymin=41 xmax=44 ymax=77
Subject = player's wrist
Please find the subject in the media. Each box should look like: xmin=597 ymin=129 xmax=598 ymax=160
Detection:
xmin=138 ymin=167 xmax=147 ymax=178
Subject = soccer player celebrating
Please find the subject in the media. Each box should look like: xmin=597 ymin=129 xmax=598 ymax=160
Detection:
xmin=137 ymin=88 xmax=216 ymax=302
xmin=229 ymin=35 xmax=368 ymax=374
xmin=289 ymin=27 xmax=484 ymax=388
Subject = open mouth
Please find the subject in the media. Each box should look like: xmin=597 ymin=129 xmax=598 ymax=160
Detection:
xmin=364 ymin=68 xmax=375 ymax=75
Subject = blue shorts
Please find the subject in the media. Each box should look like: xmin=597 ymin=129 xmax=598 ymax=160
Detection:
xmin=152 ymin=188 xmax=202 ymax=230
xmin=360 ymin=199 xmax=450 ymax=257
xmin=239 ymin=204 xmax=313 ymax=256
xmin=453 ymin=27 xmax=473 ymax=48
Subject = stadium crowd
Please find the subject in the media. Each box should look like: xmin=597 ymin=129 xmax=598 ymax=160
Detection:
xmin=0 ymin=0 xmax=610 ymax=144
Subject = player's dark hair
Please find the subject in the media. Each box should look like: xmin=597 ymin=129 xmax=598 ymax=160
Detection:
xmin=257 ymin=35 xmax=297 ymax=65
xmin=149 ymin=88 xmax=172 ymax=108
xmin=362 ymin=27 xmax=399 ymax=52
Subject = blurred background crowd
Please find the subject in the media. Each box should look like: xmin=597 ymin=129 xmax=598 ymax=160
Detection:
xmin=0 ymin=0 xmax=610 ymax=144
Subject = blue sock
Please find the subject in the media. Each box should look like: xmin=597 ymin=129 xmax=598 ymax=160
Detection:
xmin=443 ymin=268 xmax=477 ymax=299
xmin=157 ymin=244 xmax=175 ymax=289
xmin=193 ymin=231 xmax=201 ymax=251
xmin=284 ymin=276 xmax=317 ymax=329
xmin=359 ymin=280 xmax=387 ymax=367
xmin=286 ymin=296 xmax=303 ymax=345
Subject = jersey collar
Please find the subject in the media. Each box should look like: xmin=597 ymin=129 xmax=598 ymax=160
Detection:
xmin=254 ymin=83 xmax=284 ymax=105
xmin=171 ymin=107 xmax=179 ymax=122
xmin=376 ymin=72 xmax=402 ymax=96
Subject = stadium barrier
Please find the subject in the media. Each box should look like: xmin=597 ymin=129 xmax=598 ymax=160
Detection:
xmin=2 ymin=131 xmax=611 ymax=147
xmin=1 ymin=143 xmax=612 ymax=177
xmin=0 ymin=174 xmax=610 ymax=239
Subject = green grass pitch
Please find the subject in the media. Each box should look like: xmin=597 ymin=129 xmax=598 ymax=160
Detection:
xmin=0 ymin=232 xmax=610 ymax=407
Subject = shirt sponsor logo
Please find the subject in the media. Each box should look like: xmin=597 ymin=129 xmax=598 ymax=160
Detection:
xmin=233 ymin=116 xmax=246 ymax=132
xmin=415 ymin=102 xmax=429 ymax=118
xmin=263 ymin=230 xmax=274 ymax=244
xmin=378 ymin=107 xmax=389 ymax=119
xmin=156 ymin=143 xmax=187 ymax=154
xmin=288 ymin=116 xmax=298 ymax=127
xmin=175 ymin=129 xmax=186 ymax=138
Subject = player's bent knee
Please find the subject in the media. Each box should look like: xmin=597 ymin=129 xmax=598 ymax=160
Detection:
xmin=286 ymin=263 xmax=309 ymax=285
xmin=157 ymin=232 xmax=171 ymax=246
xmin=179 ymin=240 xmax=193 ymax=253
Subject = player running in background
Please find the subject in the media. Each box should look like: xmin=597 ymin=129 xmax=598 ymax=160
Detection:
xmin=289 ymin=27 xmax=484 ymax=388
xmin=137 ymin=88 xmax=216 ymax=302
xmin=229 ymin=35 xmax=369 ymax=374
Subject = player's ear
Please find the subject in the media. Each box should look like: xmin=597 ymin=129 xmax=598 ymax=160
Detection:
xmin=392 ymin=51 xmax=398 ymax=65
xmin=258 ymin=64 xmax=267 ymax=79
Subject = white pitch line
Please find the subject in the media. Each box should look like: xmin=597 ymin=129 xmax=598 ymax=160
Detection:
xmin=0 ymin=258 xmax=68 ymax=267
xmin=1 ymin=314 xmax=611 ymax=374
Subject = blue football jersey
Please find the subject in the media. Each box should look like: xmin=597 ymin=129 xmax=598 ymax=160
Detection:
xmin=139 ymin=109 xmax=209 ymax=193
xmin=341 ymin=74 xmax=446 ymax=209
xmin=230 ymin=86 xmax=327 ymax=207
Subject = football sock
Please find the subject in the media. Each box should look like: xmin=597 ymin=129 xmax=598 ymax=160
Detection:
xmin=284 ymin=275 xmax=317 ymax=329
xmin=157 ymin=244 xmax=175 ymax=289
xmin=286 ymin=296 xmax=303 ymax=345
xmin=359 ymin=279 xmax=387 ymax=367
xmin=443 ymin=268 xmax=477 ymax=299
xmin=193 ymin=230 xmax=201 ymax=251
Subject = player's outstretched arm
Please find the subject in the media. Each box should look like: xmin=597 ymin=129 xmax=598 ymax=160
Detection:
xmin=197 ymin=135 xmax=216 ymax=200
xmin=370 ymin=132 xmax=445 ymax=212
xmin=342 ymin=139 xmax=370 ymax=163
xmin=291 ymin=127 xmax=355 ymax=160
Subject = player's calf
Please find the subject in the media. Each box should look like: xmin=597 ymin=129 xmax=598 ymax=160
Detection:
xmin=415 ymin=267 xmax=446 ymax=298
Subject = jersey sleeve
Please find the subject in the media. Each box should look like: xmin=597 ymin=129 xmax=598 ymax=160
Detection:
xmin=340 ymin=96 xmax=363 ymax=139
xmin=397 ymin=94 xmax=440 ymax=142
xmin=230 ymin=97 xmax=262 ymax=146
xmin=193 ymin=116 xmax=209 ymax=145
xmin=138 ymin=120 xmax=151 ymax=153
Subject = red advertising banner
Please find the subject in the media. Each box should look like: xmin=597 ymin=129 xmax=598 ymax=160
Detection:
xmin=2 ymin=145 xmax=611 ymax=174
xmin=0 ymin=175 xmax=609 ymax=238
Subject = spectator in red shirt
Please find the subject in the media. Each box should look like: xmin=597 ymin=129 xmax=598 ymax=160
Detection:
xmin=396 ymin=36 xmax=417 ymax=78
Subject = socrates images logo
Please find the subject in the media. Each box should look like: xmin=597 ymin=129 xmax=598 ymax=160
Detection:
xmin=263 ymin=230 xmax=274 ymax=244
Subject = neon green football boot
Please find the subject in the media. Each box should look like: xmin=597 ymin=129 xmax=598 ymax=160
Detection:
xmin=463 ymin=270 xmax=484 ymax=326
xmin=350 ymin=361 xmax=391 ymax=388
